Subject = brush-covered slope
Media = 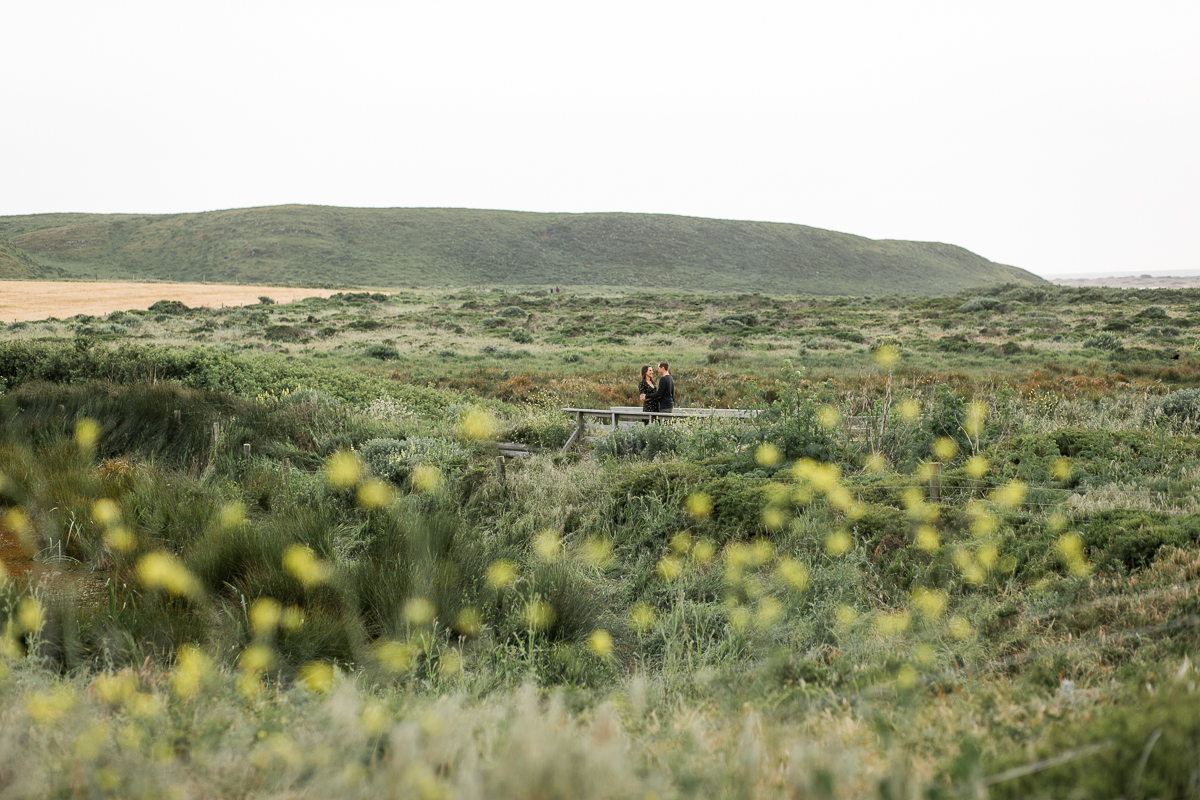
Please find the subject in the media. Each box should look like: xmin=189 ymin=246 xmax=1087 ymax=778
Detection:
xmin=0 ymin=236 xmax=58 ymax=280
xmin=0 ymin=206 xmax=1044 ymax=294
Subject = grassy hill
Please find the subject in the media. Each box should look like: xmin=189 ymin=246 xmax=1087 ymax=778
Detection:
xmin=0 ymin=205 xmax=1045 ymax=294
xmin=0 ymin=235 xmax=59 ymax=280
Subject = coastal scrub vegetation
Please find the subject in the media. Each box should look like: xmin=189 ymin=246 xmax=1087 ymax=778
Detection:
xmin=2 ymin=284 xmax=1200 ymax=797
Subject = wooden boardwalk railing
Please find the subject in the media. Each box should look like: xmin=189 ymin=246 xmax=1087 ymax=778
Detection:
xmin=559 ymin=407 xmax=757 ymax=455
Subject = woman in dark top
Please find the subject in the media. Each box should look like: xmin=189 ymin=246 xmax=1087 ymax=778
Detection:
xmin=639 ymin=364 xmax=658 ymax=424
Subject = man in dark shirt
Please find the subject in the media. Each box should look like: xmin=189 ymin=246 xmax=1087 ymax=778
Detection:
xmin=640 ymin=361 xmax=674 ymax=415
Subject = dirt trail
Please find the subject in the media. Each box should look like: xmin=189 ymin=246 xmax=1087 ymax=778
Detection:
xmin=0 ymin=280 xmax=345 ymax=322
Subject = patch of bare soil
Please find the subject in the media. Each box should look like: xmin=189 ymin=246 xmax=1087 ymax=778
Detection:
xmin=0 ymin=280 xmax=346 ymax=322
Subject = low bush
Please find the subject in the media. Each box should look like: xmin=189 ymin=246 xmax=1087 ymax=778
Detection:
xmin=958 ymin=297 xmax=1001 ymax=313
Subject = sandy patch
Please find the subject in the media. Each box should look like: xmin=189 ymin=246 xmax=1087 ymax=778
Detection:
xmin=0 ymin=280 xmax=346 ymax=322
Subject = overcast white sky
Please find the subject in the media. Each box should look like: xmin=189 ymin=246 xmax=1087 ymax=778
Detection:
xmin=3 ymin=1 xmax=1197 ymax=277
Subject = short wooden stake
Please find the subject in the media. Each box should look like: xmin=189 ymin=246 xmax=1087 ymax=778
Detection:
xmin=173 ymin=410 xmax=181 ymax=425
xmin=213 ymin=422 xmax=220 ymax=442
xmin=243 ymin=443 xmax=251 ymax=460
xmin=929 ymin=462 xmax=942 ymax=502
xmin=496 ymin=456 xmax=506 ymax=485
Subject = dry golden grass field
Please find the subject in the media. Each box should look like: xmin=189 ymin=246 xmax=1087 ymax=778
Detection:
xmin=0 ymin=280 xmax=344 ymax=322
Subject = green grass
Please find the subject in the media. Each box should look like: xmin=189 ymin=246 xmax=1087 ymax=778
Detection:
xmin=2 ymin=285 xmax=1200 ymax=797
xmin=0 ymin=205 xmax=1045 ymax=294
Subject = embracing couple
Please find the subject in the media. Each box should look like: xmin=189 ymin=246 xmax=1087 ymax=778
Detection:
xmin=638 ymin=361 xmax=674 ymax=420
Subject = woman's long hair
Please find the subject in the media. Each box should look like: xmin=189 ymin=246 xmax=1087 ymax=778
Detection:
xmin=640 ymin=365 xmax=655 ymax=388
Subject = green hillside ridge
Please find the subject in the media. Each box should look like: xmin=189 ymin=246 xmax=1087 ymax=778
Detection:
xmin=0 ymin=205 xmax=1045 ymax=295
xmin=0 ymin=235 xmax=59 ymax=280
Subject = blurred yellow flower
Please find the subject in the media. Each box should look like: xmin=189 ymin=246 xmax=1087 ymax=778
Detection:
xmin=438 ymin=649 xmax=463 ymax=677
xmin=283 ymin=544 xmax=330 ymax=588
xmin=360 ymin=703 xmax=390 ymax=735
xmin=896 ymin=663 xmax=918 ymax=690
xmin=1057 ymin=533 xmax=1090 ymax=577
xmin=137 ymin=552 xmax=202 ymax=599
xmin=874 ymin=610 xmax=911 ymax=636
xmin=948 ymin=615 xmax=974 ymax=639
xmin=756 ymin=596 xmax=783 ymax=629
xmin=357 ymin=478 xmax=393 ymax=508
xmin=249 ymin=598 xmax=282 ymax=636
xmin=964 ymin=455 xmax=989 ymax=479
xmin=656 ymin=555 xmax=684 ymax=582
xmin=403 ymin=597 xmax=436 ymax=626
xmin=485 ymin=559 xmax=517 ymax=590
xmin=76 ymin=418 xmax=101 ymax=451
xmin=93 ymin=672 xmax=137 ymax=705
xmin=523 ymin=599 xmax=555 ymax=629
xmin=105 ymin=527 xmax=136 ymax=554
xmin=777 ymin=558 xmax=809 ymax=591
xmin=374 ymin=640 xmax=421 ymax=673
xmin=324 ymin=451 xmax=364 ymax=490
xmin=933 ymin=437 xmax=959 ymax=461
xmin=977 ymin=543 xmax=998 ymax=569
xmin=281 ymin=605 xmax=304 ymax=630
xmin=915 ymin=524 xmax=940 ymax=552
xmin=410 ymin=465 xmax=444 ymax=494
xmin=897 ymin=398 xmax=920 ymax=421
xmin=864 ymin=452 xmax=887 ymax=474
xmin=834 ymin=605 xmax=858 ymax=629
xmin=588 ymin=629 xmax=614 ymax=658
xmin=874 ymin=344 xmax=900 ymax=368
xmin=533 ymin=529 xmax=563 ymax=561
xmin=582 ymin=537 xmax=613 ymax=567
xmin=686 ymin=491 xmax=713 ymax=520
xmin=4 ymin=509 xmax=32 ymax=539
xmin=74 ymin=722 xmax=107 ymax=761
xmin=758 ymin=506 xmax=787 ymax=532
xmin=26 ymin=687 xmax=74 ymax=724
xmin=458 ymin=407 xmax=499 ymax=441
xmin=911 ymin=588 xmax=947 ymax=618
xmin=16 ymin=597 xmax=44 ymax=633
xmin=669 ymin=532 xmax=692 ymax=554
xmin=825 ymin=530 xmax=852 ymax=556
xmin=239 ymin=644 xmax=275 ymax=675
xmin=298 ymin=661 xmax=336 ymax=694
xmin=92 ymin=498 xmax=121 ymax=526
xmin=729 ymin=604 xmax=751 ymax=631
xmin=172 ymin=645 xmax=212 ymax=701
xmin=1052 ymin=457 xmax=1073 ymax=482
xmin=692 ymin=538 xmax=716 ymax=564
xmin=989 ymin=481 xmax=1027 ymax=511
xmin=818 ymin=405 xmax=842 ymax=430
xmin=218 ymin=502 xmax=246 ymax=530
xmin=630 ymin=602 xmax=656 ymax=634
xmin=755 ymin=442 xmax=781 ymax=467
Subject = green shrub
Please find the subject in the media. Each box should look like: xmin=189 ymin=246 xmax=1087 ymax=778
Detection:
xmin=1083 ymin=332 xmax=1122 ymax=350
xmin=985 ymin=683 xmax=1200 ymax=800
xmin=509 ymin=328 xmax=534 ymax=344
xmin=1144 ymin=388 xmax=1200 ymax=430
xmin=958 ymin=297 xmax=1000 ymax=313
xmin=363 ymin=343 xmax=400 ymax=361
xmin=499 ymin=306 xmax=528 ymax=317
xmin=593 ymin=423 xmax=688 ymax=460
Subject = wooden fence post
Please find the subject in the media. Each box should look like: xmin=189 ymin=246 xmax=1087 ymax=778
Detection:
xmin=496 ymin=456 xmax=506 ymax=485
xmin=213 ymin=422 xmax=220 ymax=443
xmin=929 ymin=462 xmax=941 ymax=502
xmin=243 ymin=443 xmax=251 ymax=460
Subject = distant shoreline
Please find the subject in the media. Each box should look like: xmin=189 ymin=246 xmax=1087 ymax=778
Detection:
xmin=1049 ymin=274 xmax=1200 ymax=289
